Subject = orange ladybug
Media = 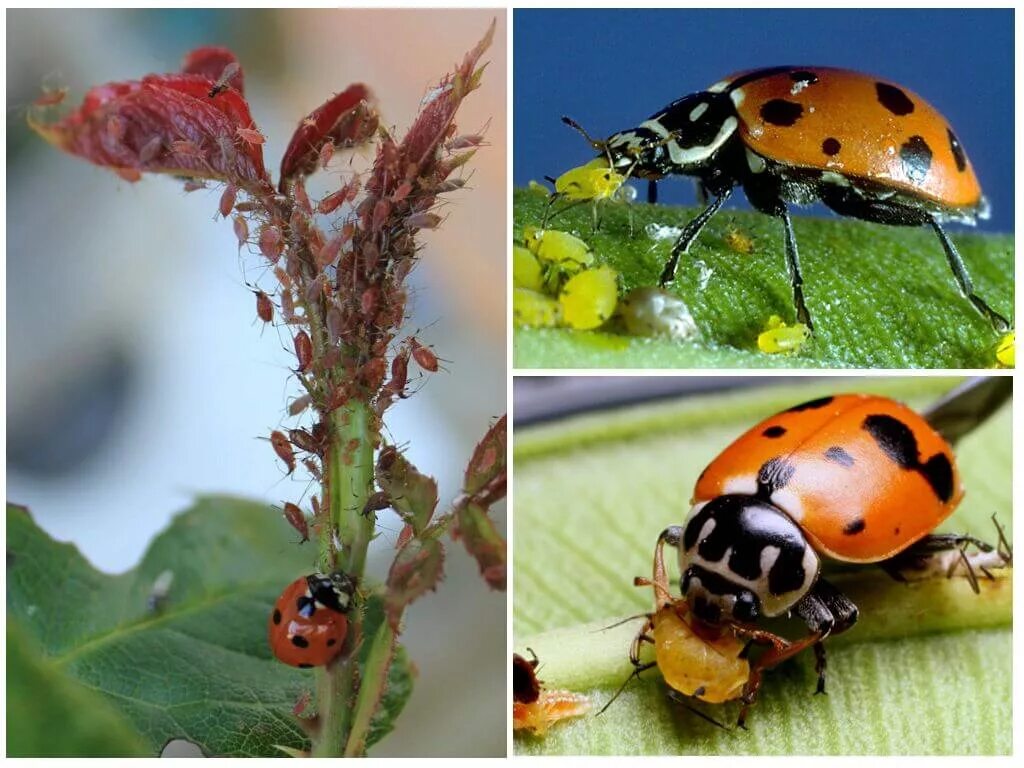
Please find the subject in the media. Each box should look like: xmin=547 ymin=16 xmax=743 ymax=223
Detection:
xmin=564 ymin=66 xmax=1010 ymax=333
xmin=658 ymin=378 xmax=1011 ymax=723
xmin=268 ymin=572 xmax=356 ymax=668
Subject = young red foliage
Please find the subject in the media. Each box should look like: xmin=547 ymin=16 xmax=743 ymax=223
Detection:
xmin=279 ymin=83 xmax=378 ymax=190
xmin=294 ymin=330 xmax=313 ymax=372
xmin=181 ymin=46 xmax=245 ymax=96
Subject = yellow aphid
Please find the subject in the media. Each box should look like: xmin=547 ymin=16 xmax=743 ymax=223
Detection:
xmin=559 ymin=266 xmax=619 ymax=330
xmin=513 ymin=245 xmax=544 ymax=291
xmin=651 ymin=603 xmax=749 ymax=704
xmin=554 ymin=159 xmax=626 ymax=202
xmin=514 ymin=287 xmax=562 ymax=328
xmin=523 ymin=226 xmax=593 ymax=271
xmin=995 ymin=331 xmax=1014 ymax=367
xmin=724 ymin=226 xmax=755 ymax=254
xmin=757 ymin=315 xmax=810 ymax=354
xmin=527 ymin=180 xmax=550 ymax=196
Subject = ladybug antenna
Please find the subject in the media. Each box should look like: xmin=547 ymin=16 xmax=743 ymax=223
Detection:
xmin=561 ymin=115 xmax=606 ymax=151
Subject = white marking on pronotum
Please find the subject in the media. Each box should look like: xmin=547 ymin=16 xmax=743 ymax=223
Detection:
xmin=689 ymin=102 xmax=709 ymax=122
xmin=666 ymin=116 xmax=738 ymax=166
xmin=746 ymin=148 xmax=766 ymax=174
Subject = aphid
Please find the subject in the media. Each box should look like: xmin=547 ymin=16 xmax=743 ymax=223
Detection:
xmin=280 ymin=287 xmax=295 ymax=323
xmin=115 ymin=167 xmax=142 ymax=183
xmin=371 ymin=199 xmax=391 ymax=231
xmin=523 ymin=227 xmax=594 ymax=280
xmin=360 ymin=286 xmax=380 ymax=317
xmin=294 ymin=179 xmax=312 ymax=214
xmin=757 ymin=314 xmax=810 ymax=354
xmin=447 ymin=133 xmax=486 ymax=150
xmin=139 ymin=136 xmax=164 ymax=164
xmin=392 ymin=180 xmax=414 ymax=203
xmin=319 ymin=140 xmax=335 ymax=170
xmin=236 ymin=126 xmax=266 ymax=146
xmin=513 ymin=288 xmax=562 ymax=328
xmin=724 ymin=226 xmax=756 ymax=255
xmin=270 ymin=429 xmax=296 ymax=474
xmin=219 ymin=184 xmax=238 ymax=218
xmin=660 ymin=378 xmax=1011 ymax=723
xmin=254 ymin=290 xmax=274 ymax=323
xmin=328 ymin=382 xmax=351 ymax=412
xmin=294 ymin=330 xmax=313 ymax=372
xmin=405 ymin=211 xmax=442 ymax=230
xmin=303 ymin=458 xmax=323 ymax=482
xmin=409 ymin=338 xmax=439 ymax=373
xmin=385 ymin=349 xmax=410 ymax=398
xmin=512 ymin=650 xmax=591 ymax=734
xmin=147 ymin=570 xmax=175 ymax=613
xmin=233 ymin=214 xmax=249 ymax=247
xmin=566 ymin=67 xmax=1011 ymax=332
xmin=995 ymin=331 xmax=1014 ymax=368
xmin=170 ymin=139 xmax=204 ymax=158
xmin=318 ymin=189 xmax=348 ymax=215
xmin=260 ymin=225 xmax=284 ymax=263
xmin=282 ymin=502 xmax=309 ymax=543
xmin=208 ymin=61 xmax=241 ymax=98
xmin=558 ymin=266 xmax=619 ymax=331
xmin=181 ymin=179 xmax=206 ymax=193
xmin=316 ymin=235 xmax=343 ymax=270
xmin=268 ymin=572 xmax=356 ymax=668
xmin=357 ymin=357 xmax=387 ymax=390
xmin=513 ymin=245 xmax=544 ymax=292
xmin=288 ymin=394 xmax=312 ymax=416
xmin=288 ymin=428 xmax=321 ymax=456
xmin=32 ymin=86 xmax=68 ymax=108
xmin=361 ymin=490 xmax=391 ymax=517
xmin=106 ymin=114 xmax=126 ymax=143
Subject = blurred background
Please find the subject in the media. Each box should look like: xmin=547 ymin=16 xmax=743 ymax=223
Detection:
xmin=514 ymin=8 xmax=1014 ymax=232
xmin=6 ymin=8 xmax=505 ymax=757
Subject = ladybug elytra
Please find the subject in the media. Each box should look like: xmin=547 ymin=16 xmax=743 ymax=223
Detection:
xmin=565 ymin=66 xmax=1010 ymax=333
xmin=268 ymin=571 xmax=356 ymax=668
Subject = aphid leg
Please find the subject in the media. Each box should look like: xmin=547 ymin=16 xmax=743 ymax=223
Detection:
xmin=779 ymin=208 xmax=813 ymax=331
xmin=929 ymin=215 xmax=1010 ymax=333
xmin=665 ymin=689 xmax=728 ymax=731
xmin=812 ymin=641 xmax=827 ymax=695
xmin=659 ymin=189 xmax=733 ymax=287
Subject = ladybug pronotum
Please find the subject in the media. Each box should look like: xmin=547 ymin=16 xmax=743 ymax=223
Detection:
xmin=565 ymin=66 xmax=1010 ymax=332
xmin=652 ymin=378 xmax=1010 ymax=724
xmin=268 ymin=571 xmax=356 ymax=668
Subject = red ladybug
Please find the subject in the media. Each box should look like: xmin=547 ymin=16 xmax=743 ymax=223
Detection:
xmin=268 ymin=571 xmax=356 ymax=668
xmin=655 ymin=378 xmax=1011 ymax=723
xmin=565 ymin=66 xmax=1010 ymax=332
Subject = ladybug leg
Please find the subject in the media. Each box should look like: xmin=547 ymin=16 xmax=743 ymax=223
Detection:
xmin=779 ymin=208 xmax=813 ymax=331
xmin=658 ymin=189 xmax=733 ymax=286
xmin=928 ymin=215 xmax=1010 ymax=333
xmin=647 ymin=179 xmax=658 ymax=205
xmin=812 ymin=642 xmax=828 ymax=695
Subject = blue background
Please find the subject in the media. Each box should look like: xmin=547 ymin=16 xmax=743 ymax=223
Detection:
xmin=514 ymin=8 xmax=1014 ymax=232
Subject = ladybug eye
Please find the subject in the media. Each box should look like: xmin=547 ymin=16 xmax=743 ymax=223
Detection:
xmin=733 ymin=591 xmax=759 ymax=623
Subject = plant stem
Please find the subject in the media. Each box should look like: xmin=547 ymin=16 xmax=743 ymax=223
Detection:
xmin=344 ymin=621 xmax=397 ymax=757
xmin=312 ymin=398 xmax=377 ymax=757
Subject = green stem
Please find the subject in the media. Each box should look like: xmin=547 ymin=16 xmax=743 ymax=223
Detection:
xmin=344 ymin=621 xmax=397 ymax=757
xmin=312 ymin=399 xmax=377 ymax=757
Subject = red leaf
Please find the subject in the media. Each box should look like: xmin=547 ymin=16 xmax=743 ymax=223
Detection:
xmin=279 ymin=84 xmax=378 ymax=191
xmin=180 ymin=46 xmax=245 ymax=96
xmin=464 ymin=415 xmax=506 ymax=497
xmin=453 ymin=501 xmax=505 ymax=591
xmin=385 ymin=538 xmax=445 ymax=630
xmin=29 ymin=68 xmax=271 ymax=193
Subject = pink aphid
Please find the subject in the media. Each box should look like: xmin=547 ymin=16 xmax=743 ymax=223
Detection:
xmin=446 ymin=133 xmax=485 ymax=150
xmin=260 ymin=226 xmax=284 ymax=263
xmin=270 ymin=430 xmax=296 ymax=474
xmin=280 ymin=286 xmax=295 ymax=322
xmin=361 ymin=286 xmax=380 ymax=317
xmin=115 ymin=167 xmax=142 ymax=183
xmin=171 ymin=139 xmax=205 ymax=159
xmin=288 ymin=394 xmax=312 ymax=416
xmin=274 ymin=266 xmax=292 ymax=289
xmin=371 ymin=199 xmax=391 ymax=231
xmin=405 ymin=211 xmax=442 ymax=230
xmin=208 ymin=61 xmax=241 ymax=98
xmin=254 ymin=290 xmax=273 ymax=323
xmin=233 ymin=215 xmax=249 ymax=247
xmin=317 ymin=188 xmax=347 ymax=215
xmin=236 ymin=126 xmax=266 ymax=146
xmin=392 ymin=180 xmax=414 ymax=203
xmin=282 ymin=502 xmax=309 ymax=543
xmin=316 ymin=235 xmax=343 ymax=270
xmin=182 ymin=180 xmax=207 ymax=193
xmin=293 ymin=180 xmax=312 ymax=214
xmin=294 ymin=330 xmax=313 ymax=372
xmin=410 ymin=338 xmax=439 ymax=372
xmin=139 ymin=136 xmax=164 ymax=164
xmin=319 ymin=141 xmax=335 ymax=170
xmin=106 ymin=115 xmax=126 ymax=143
xmin=219 ymin=184 xmax=238 ymax=218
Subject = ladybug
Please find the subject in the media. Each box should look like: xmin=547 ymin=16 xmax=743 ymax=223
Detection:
xmin=564 ymin=66 xmax=1010 ymax=333
xmin=268 ymin=571 xmax=356 ymax=668
xmin=656 ymin=377 xmax=1011 ymax=723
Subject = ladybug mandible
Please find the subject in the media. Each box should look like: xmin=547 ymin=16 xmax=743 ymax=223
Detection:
xmin=268 ymin=571 xmax=356 ymax=668
xmin=564 ymin=66 xmax=1010 ymax=333
xmin=656 ymin=378 xmax=1011 ymax=723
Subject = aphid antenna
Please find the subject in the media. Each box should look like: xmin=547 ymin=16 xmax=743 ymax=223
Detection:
xmin=561 ymin=115 xmax=606 ymax=153
xmin=595 ymin=662 xmax=656 ymax=717
xmin=665 ymin=690 xmax=731 ymax=732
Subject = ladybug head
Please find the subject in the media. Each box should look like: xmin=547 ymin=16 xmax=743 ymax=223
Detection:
xmin=677 ymin=495 xmax=820 ymax=625
xmin=598 ymin=91 xmax=739 ymax=179
xmin=307 ymin=571 xmax=357 ymax=614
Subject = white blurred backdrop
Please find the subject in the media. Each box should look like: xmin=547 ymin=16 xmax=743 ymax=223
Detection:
xmin=6 ymin=8 xmax=506 ymax=757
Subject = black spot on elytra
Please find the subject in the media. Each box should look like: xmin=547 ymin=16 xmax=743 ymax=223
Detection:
xmin=760 ymin=99 xmax=804 ymax=127
xmin=291 ymin=635 xmax=310 ymax=648
xmin=843 ymin=518 xmax=866 ymax=535
xmin=296 ymin=595 xmax=316 ymax=618
xmin=272 ymin=609 xmax=282 ymax=625
xmin=822 ymin=138 xmax=841 ymax=156
xmin=900 ymin=135 xmax=933 ymax=184
xmin=863 ymin=414 xmax=954 ymax=502
xmin=762 ymin=425 xmax=787 ymax=438
xmin=824 ymin=446 xmax=855 ymax=468
xmin=894 ymin=527 xmax=901 ymax=536
xmin=298 ymin=663 xmax=313 ymax=669
xmin=920 ymin=453 xmax=954 ymax=503
xmin=326 ymin=638 xmax=337 ymax=647
xmin=948 ymin=128 xmax=967 ymax=172
xmin=786 ymin=396 xmax=834 ymax=412
xmin=789 ymin=70 xmax=819 ymax=85
xmin=875 ymin=82 xmax=915 ymax=116
xmin=757 ymin=456 xmax=796 ymax=496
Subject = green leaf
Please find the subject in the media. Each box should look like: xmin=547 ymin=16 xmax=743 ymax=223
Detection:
xmin=6 ymin=496 xmax=413 ymax=757
xmin=513 ymin=189 xmax=1014 ymax=368
xmin=6 ymin=621 xmax=150 ymax=756
xmin=513 ymin=378 xmax=1011 ymax=755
